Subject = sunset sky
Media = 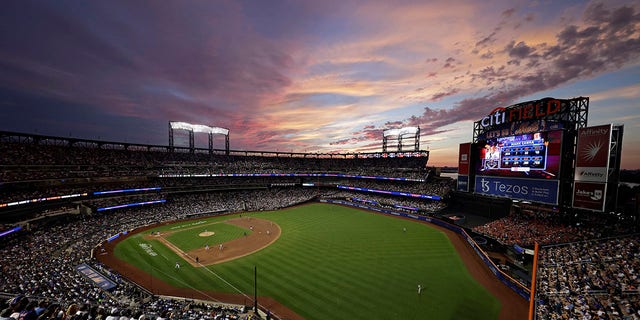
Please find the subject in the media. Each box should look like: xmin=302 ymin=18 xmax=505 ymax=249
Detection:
xmin=1 ymin=0 xmax=638 ymax=168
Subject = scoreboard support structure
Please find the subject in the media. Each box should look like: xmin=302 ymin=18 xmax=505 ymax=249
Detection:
xmin=460 ymin=96 xmax=623 ymax=216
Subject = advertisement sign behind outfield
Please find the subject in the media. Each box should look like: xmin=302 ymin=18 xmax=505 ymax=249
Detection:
xmin=458 ymin=143 xmax=471 ymax=175
xmin=575 ymin=124 xmax=611 ymax=182
xmin=573 ymin=181 xmax=607 ymax=211
xmin=474 ymin=176 xmax=559 ymax=205
xmin=457 ymin=175 xmax=469 ymax=192
xmin=457 ymin=143 xmax=471 ymax=192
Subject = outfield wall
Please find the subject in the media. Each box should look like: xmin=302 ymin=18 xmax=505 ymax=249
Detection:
xmin=320 ymin=199 xmax=531 ymax=300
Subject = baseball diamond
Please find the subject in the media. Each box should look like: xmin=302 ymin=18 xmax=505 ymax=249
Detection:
xmin=99 ymin=203 xmax=527 ymax=320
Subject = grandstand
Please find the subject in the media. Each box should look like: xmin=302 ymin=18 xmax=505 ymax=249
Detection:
xmin=2 ymin=126 xmax=637 ymax=320
xmin=0 ymin=130 xmax=451 ymax=320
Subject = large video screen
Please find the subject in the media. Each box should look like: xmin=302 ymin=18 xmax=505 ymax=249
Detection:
xmin=476 ymin=130 xmax=562 ymax=179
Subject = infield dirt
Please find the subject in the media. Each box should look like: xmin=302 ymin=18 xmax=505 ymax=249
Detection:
xmin=144 ymin=217 xmax=281 ymax=267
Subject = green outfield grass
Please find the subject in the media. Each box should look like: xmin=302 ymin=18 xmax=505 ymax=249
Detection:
xmin=114 ymin=203 xmax=500 ymax=320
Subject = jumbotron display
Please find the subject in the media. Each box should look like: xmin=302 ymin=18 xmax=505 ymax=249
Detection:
xmin=476 ymin=130 xmax=562 ymax=180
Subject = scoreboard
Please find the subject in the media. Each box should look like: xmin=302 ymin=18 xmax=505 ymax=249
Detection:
xmin=498 ymin=135 xmax=547 ymax=171
xmin=477 ymin=130 xmax=561 ymax=179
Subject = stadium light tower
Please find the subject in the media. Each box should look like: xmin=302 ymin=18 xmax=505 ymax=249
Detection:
xmin=169 ymin=121 xmax=230 ymax=155
xmin=382 ymin=126 xmax=420 ymax=152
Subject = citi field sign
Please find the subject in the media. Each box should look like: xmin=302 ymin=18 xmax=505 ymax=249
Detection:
xmin=479 ymin=99 xmax=563 ymax=128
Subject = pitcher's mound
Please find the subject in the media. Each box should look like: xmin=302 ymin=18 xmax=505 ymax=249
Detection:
xmin=199 ymin=231 xmax=215 ymax=237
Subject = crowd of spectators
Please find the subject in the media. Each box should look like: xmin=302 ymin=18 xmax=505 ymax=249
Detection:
xmin=0 ymin=134 xmax=447 ymax=320
xmin=320 ymin=190 xmax=446 ymax=213
xmin=0 ymin=139 xmax=435 ymax=216
xmin=1 ymin=176 xmax=451 ymax=228
xmin=0 ymin=294 xmax=250 ymax=320
xmin=472 ymin=210 xmax=586 ymax=246
xmin=0 ymin=176 xmax=305 ymax=205
xmin=0 ymin=176 xmax=441 ymax=207
xmin=470 ymin=207 xmax=637 ymax=247
xmin=536 ymin=236 xmax=640 ymax=320
xmin=83 ymin=195 xmax=167 ymax=212
xmin=0 ymin=188 xmax=317 ymax=320
xmin=0 ymin=141 xmax=428 ymax=182
xmin=337 ymin=178 xmax=453 ymax=198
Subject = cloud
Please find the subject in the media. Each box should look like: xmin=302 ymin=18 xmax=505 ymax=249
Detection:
xmin=501 ymin=8 xmax=516 ymax=18
xmin=431 ymin=88 xmax=460 ymax=101
xmin=480 ymin=51 xmax=494 ymax=59
xmin=354 ymin=1 xmax=640 ymax=144
xmin=443 ymin=57 xmax=457 ymax=69
xmin=329 ymin=126 xmax=383 ymax=146
xmin=590 ymin=83 xmax=640 ymax=101
xmin=476 ymin=32 xmax=498 ymax=48
xmin=0 ymin=1 xmax=299 ymax=133
xmin=1 ymin=0 xmax=638 ymax=159
xmin=505 ymin=41 xmax=536 ymax=60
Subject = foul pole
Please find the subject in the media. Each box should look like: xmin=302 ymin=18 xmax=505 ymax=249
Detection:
xmin=528 ymin=242 xmax=540 ymax=320
xmin=254 ymin=265 xmax=258 ymax=314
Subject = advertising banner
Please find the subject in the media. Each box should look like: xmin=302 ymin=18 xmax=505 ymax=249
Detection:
xmin=458 ymin=143 xmax=471 ymax=175
xmin=457 ymin=175 xmax=469 ymax=192
xmin=75 ymin=263 xmax=117 ymax=290
xmin=474 ymin=176 xmax=559 ymax=205
xmin=575 ymin=124 xmax=611 ymax=182
xmin=573 ymin=181 xmax=607 ymax=211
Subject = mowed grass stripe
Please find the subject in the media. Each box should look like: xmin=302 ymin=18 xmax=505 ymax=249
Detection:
xmin=222 ymin=206 xmax=498 ymax=318
xmin=116 ymin=203 xmax=501 ymax=320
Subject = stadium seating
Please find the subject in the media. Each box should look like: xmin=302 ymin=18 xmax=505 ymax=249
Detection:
xmin=0 ymin=139 xmax=448 ymax=320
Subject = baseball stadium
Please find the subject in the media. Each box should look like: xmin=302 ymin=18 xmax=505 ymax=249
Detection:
xmin=1 ymin=96 xmax=638 ymax=320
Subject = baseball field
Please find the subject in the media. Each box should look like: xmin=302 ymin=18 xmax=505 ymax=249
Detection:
xmin=107 ymin=203 xmax=518 ymax=319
